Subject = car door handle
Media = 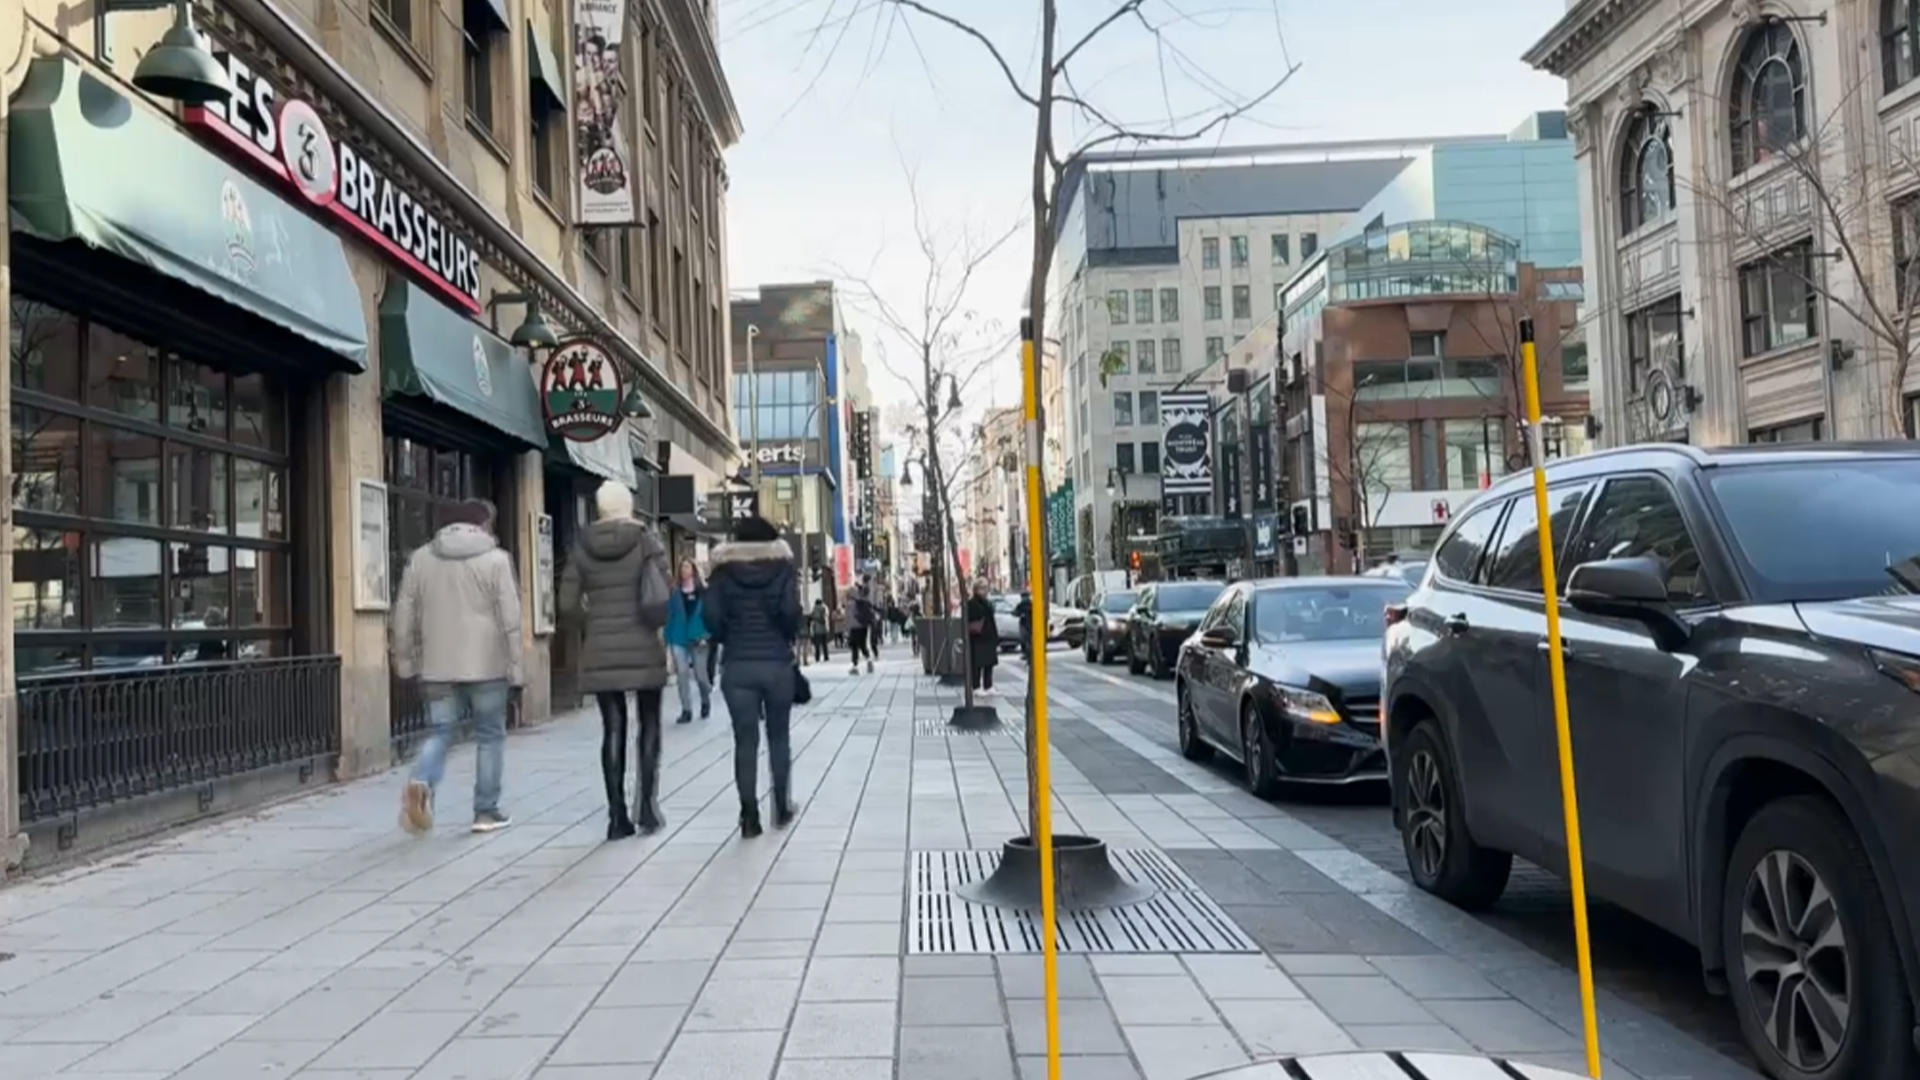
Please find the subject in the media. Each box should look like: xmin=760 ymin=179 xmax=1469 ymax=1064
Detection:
xmin=1443 ymin=614 xmax=1470 ymax=635
xmin=1536 ymin=638 xmax=1567 ymax=654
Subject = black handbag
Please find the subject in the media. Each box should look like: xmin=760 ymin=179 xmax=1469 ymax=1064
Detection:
xmin=792 ymin=664 xmax=813 ymax=705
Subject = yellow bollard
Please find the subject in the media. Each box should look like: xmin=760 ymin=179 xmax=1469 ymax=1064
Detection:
xmin=1520 ymin=317 xmax=1603 ymax=1078
xmin=1019 ymin=320 xmax=1062 ymax=1080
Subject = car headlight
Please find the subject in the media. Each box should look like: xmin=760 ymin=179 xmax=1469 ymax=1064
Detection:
xmin=1108 ymin=619 xmax=1127 ymax=631
xmin=1273 ymin=685 xmax=1342 ymax=725
xmin=1870 ymin=648 xmax=1920 ymax=693
xmin=1157 ymin=618 xmax=1194 ymax=631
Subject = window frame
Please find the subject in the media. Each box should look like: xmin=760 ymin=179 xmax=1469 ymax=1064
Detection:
xmin=1271 ymin=233 xmax=1290 ymax=266
xmin=1738 ymin=241 xmax=1817 ymax=357
xmin=1133 ymin=289 xmax=1154 ymax=323
xmin=1730 ymin=22 xmax=1808 ymax=174
xmin=1618 ymin=109 xmax=1675 ymax=234
xmin=1429 ymin=497 xmax=1510 ymax=586
xmin=1231 ymin=284 xmax=1251 ymax=320
xmin=1201 ymin=237 xmax=1220 ymax=270
xmin=1480 ymin=480 xmax=1596 ymax=595
xmin=1230 ymin=235 xmax=1249 ymax=268
xmin=1203 ymin=286 xmax=1223 ymax=321
xmin=1886 ymin=0 xmax=1917 ymax=94
xmin=1563 ymin=472 xmax=1718 ymax=606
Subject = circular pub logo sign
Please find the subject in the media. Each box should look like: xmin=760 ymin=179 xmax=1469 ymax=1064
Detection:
xmin=540 ymin=337 xmax=625 ymax=442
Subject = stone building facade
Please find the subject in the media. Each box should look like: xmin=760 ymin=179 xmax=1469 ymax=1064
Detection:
xmin=0 ymin=0 xmax=739 ymax=871
xmin=1527 ymin=0 xmax=1920 ymax=446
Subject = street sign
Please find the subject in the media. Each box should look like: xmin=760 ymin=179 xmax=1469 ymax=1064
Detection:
xmin=728 ymin=491 xmax=759 ymax=521
xmin=1431 ymin=498 xmax=1451 ymax=524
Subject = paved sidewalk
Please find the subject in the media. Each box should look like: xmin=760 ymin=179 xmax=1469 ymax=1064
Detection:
xmin=0 ymin=653 xmax=1758 ymax=1080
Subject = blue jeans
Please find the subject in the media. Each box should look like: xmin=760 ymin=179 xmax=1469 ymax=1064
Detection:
xmin=411 ymin=680 xmax=510 ymax=815
xmin=672 ymin=642 xmax=712 ymax=715
xmin=721 ymin=660 xmax=795 ymax=810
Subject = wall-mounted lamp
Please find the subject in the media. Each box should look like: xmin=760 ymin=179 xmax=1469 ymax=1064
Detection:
xmin=98 ymin=0 xmax=233 ymax=104
xmin=1639 ymin=101 xmax=1684 ymax=121
xmin=621 ymin=386 xmax=651 ymax=419
xmin=1761 ymin=12 xmax=1828 ymax=26
xmin=485 ymin=291 xmax=559 ymax=350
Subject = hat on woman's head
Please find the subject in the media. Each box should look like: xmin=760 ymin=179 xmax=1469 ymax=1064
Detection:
xmin=731 ymin=515 xmax=780 ymax=542
xmin=594 ymin=480 xmax=635 ymax=521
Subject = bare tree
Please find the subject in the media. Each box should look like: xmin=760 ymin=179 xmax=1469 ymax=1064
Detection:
xmin=1681 ymin=74 xmax=1920 ymax=439
xmin=833 ymin=164 xmax=1017 ymax=695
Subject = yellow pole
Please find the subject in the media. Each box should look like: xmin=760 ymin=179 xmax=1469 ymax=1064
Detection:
xmin=1519 ymin=318 xmax=1602 ymax=1078
xmin=1019 ymin=319 xmax=1063 ymax=1080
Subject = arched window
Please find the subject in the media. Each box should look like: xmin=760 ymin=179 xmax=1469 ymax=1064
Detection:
xmin=1730 ymin=22 xmax=1807 ymax=173
xmin=1885 ymin=0 xmax=1917 ymax=93
xmin=1619 ymin=109 xmax=1675 ymax=233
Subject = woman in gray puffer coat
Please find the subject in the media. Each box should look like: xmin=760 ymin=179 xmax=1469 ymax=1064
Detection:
xmin=559 ymin=481 xmax=671 ymax=840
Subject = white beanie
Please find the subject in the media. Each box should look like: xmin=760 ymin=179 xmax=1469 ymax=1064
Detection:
xmin=594 ymin=480 xmax=635 ymax=521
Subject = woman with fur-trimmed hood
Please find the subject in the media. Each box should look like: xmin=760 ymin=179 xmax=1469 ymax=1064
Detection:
xmin=702 ymin=515 xmax=802 ymax=838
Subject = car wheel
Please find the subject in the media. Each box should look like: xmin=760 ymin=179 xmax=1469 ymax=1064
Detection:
xmin=1395 ymin=721 xmax=1511 ymax=910
xmin=1149 ymin=650 xmax=1170 ymax=680
xmin=1177 ymin=683 xmax=1212 ymax=763
xmin=1127 ymin=638 xmax=1146 ymax=675
xmin=1241 ymin=700 xmax=1281 ymax=799
xmin=1724 ymin=797 xmax=1914 ymax=1080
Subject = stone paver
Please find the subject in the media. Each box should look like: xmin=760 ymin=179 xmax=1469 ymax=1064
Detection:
xmin=0 ymin=651 xmax=1760 ymax=1080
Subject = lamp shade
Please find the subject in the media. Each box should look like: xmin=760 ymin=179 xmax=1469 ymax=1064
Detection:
xmin=133 ymin=8 xmax=234 ymax=105
xmin=509 ymin=301 xmax=558 ymax=349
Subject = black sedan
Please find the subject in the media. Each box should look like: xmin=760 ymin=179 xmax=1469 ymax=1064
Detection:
xmin=1127 ymin=580 xmax=1225 ymax=679
xmin=1175 ymin=577 xmax=1412 ymax=796
xmin=1082 ymin=588 xmax=1137 ymax=664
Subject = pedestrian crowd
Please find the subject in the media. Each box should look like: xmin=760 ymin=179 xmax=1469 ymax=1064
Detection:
xmin=388 ymin=482 xmax=914 ymax=843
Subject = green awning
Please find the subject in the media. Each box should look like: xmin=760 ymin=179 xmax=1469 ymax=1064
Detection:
xmin=7 ymin=58 xmax=368 ymax=369
xmin=466 ymin=0 xmax=508 ymax=32
xmin=379 ymin=279 xmax=546 ymax=448
xmin=527 ymin=21 xmax=567 ymax=114
xmin=562 ymin=429 xmax=638 ymax=489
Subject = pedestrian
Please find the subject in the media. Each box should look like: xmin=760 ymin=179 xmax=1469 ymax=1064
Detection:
xmin=391 ymin=498 xmax=523 ymax=836
xmin=847 ymin=572 xmax=877 ymax=675
xmin=807 ymin=598 xmax=832 ymax=664
xmin=1013 ymin=591 xmax=1033 ymax=659
xmin=665 ymin=558 xmax=713 ymax=724
xmin=703 ymin=515 xmax=802 ymax=838
xmin=559 ymin=481 xmax=673 ymax=840
xmin=963 ymin=578 xmax=999 ymax=696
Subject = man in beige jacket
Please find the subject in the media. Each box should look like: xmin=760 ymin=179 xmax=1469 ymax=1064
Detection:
xmin=391 ymin=498 xmax=524 ymax=834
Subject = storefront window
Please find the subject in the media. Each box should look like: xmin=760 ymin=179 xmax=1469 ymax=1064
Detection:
xmin=10 ymin=300 xmax=293 ymax=672
xmin=385 ymin=437 xmax=498 ymax=590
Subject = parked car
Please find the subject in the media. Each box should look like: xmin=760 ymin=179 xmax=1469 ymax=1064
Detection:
xmin=1127 ymin=580 xmax=1225 ymax=678
xmin=1175 ymin=576 xmax=1411 ymax=794
xmin=1082 ymin=588 xmax=1138 ymax=664
xmin=1363 ymin=556 xmax=1428 ymax=587
xmin=1384 ymin=442 xmax=1920 ymax=1080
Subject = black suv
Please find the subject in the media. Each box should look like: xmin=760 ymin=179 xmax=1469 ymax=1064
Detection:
xmin=1127 ymin=580 xmax=1225 ymax=678
xmin=1385 ymin=442 xmax=1920 ymax=1080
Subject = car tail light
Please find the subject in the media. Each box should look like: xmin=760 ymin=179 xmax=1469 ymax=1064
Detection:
xmin=1384 ymin=604 xmax=1408 ymax=628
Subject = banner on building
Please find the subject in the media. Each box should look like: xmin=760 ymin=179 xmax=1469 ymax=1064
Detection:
xmin=1160 ymin=390 xmax=1215 ymax=495
xmin=572 ymin=0 xmax=636 ymax=224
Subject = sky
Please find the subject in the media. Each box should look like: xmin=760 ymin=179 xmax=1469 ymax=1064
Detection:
xmin=715 ymin=0 xmax=1571 ymax=426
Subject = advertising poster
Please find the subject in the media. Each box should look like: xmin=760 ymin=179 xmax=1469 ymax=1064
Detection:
xmin=533 ymin=514 xmax=556 ymax=636
xmin=1160 ymin=390 xmax=1215 ymax=495
xmin=573 ymin=0 xmax=635 ymax=224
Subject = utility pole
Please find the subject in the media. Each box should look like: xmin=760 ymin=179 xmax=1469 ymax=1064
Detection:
xmin=745 ymin=324 xmax=762 ymax=492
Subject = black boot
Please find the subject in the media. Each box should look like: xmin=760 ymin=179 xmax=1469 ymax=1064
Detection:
xmin=598 ymin=693 xmax=634 ymax=841
xmin=739 ymin=804 xmax=764 ymax=839
xmin=700 ymin=698 xmax=711 ymax=720
xmin=773 ymin=789 xmax=797 ymax=830
xmin=634 ymin=692 xmax=665 ymax=835
xmin=676 ymin=710 xmax=692 ymax=725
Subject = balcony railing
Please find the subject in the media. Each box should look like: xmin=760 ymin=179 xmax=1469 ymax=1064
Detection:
xmin=18 ymin=655 xmax=341 ymax=824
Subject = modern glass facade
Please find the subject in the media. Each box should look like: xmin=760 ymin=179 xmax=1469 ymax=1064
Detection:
xmin=731 ymin=368 xmax=823 ymax=442
xmin=1328 ymin=221 xmax=1520 ymax=301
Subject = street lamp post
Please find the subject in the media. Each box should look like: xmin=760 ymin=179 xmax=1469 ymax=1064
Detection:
xmin=745 ymin=324 xmax=762 ymax=492
xmin=1106 ymin=466 xmax=1132 ymax=585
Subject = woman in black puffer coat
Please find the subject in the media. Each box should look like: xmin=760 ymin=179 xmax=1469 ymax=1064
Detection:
xmin=559 ymin=481 xmax=671 ymax=840
xmin=702 ymin=515 xmax=802 ymax=838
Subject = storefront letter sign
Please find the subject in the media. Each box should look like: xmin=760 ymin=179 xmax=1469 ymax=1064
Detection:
xmin=541 ymin=337 xmax=626 ymax=442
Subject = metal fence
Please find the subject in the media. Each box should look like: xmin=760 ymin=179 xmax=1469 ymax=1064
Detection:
xmin=17 ymin=655 xmax=342 ymax=824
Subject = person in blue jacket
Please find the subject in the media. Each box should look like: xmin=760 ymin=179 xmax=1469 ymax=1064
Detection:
xmin=665 ymin=557 xmax=713 ymax=724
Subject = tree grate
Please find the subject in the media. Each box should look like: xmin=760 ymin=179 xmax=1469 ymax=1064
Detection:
xmin=908 ymin=848 xmax=1258 ymax=954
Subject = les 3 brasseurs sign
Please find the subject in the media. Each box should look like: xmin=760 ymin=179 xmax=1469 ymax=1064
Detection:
xmin=185 ymin=53 xmax=484 ymax=313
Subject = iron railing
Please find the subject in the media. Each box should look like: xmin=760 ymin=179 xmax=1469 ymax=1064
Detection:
xmin=389 ymin=675 xmax=524 ymax=762
xmin=18 ymin=656 xmax=341 ymax=824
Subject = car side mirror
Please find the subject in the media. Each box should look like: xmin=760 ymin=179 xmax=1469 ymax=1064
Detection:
xmin=1200 ymin=626 xmax=1236 ymax=649
xmin=1566 ymin=557 xmax=1690 ymax=651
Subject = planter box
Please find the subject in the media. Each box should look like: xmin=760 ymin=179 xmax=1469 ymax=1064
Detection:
xmin=917 ymin=617 xmax=969 ymax=677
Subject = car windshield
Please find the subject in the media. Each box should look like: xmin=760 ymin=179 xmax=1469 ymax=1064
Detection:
xmin=1707 ymin=460 xmax=1920 ymax=602
xmin=1253 ymin=583 xmax=1410 ymax=643
xmin=1100 ymin=592 xmax=1136 ymax=612
xmin=1156 ymin=582 xmax=1223 ymax=611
